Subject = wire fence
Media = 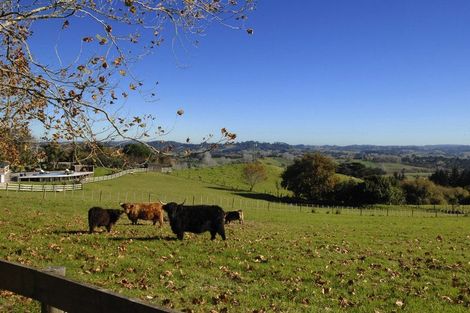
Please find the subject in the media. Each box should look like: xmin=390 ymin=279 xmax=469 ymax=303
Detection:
xmin=1 ymin=186 xmax=469 ymax=218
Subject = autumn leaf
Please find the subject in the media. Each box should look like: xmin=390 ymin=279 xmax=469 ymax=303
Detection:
xmin=96 ymin=34 xmax=108 ymax=45
xmin=113 ymin=57 xmax=123 ymax=66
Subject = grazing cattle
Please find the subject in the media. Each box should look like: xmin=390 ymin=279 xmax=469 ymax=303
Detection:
xmin=225 ymin=210 xmax=244 ymax=224
xmin=119 ymin=202 xmax=165 ymax=226
xmin=88 ymin=207 xmax=124 ymax=233
xmin=163 ymin=202 xmax=226 ymax=240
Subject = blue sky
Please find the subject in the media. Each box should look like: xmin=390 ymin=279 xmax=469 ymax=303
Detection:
xmin=30 ymin=1 xmax=470 ymax=145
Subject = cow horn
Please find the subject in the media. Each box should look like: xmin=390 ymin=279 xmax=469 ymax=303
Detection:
xmin=159 ymin=200 xmax=167 ymax=205
xmin=180 ymin=199 xmax=186 ymax=205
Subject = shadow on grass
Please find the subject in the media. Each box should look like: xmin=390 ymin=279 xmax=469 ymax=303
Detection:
xmin=233 ymin=192 xmax=280 ymax=202
xmin=53 ymin=230 xmax=89 ymax=235
xmin=206 ymin=186 xmax=283 ymax=203
xmin=52 ymin=230 xmax=175 ymax=241
xmin=109 ymin=235 xmax=177 ymax=241
xmin=207 ymin=186 xmax=241 ymax=192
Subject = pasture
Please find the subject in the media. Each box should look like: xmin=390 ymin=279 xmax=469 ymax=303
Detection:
xmin=171 ymin=161 xmax=286 ymax=195
xmin=0 ymin=172 xmax=469 ymax=312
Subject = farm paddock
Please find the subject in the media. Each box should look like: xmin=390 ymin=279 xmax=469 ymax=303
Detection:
xmin=0 ymin=175 xmax=469 ymax=312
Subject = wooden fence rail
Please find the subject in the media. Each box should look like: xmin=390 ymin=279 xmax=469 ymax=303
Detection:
xmin=0 ymin=183 xmax=82 ymax=192
xmin=0 ymin=167 xmax=156 ymax=191
xmin=0 ymin=259 xmax=179 ymax=313
xmin=82 ymin=168 xmax=149 ymax=183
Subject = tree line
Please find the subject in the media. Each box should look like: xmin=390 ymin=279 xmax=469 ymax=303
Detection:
xmin=8 ymin=142 xmax=172 ymax=172
xmin=280 ymin=153 xmax=470 ymax=206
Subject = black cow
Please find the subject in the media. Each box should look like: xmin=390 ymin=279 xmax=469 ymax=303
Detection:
xmin=163 ymin=202 xmax=226 ymax=240
xmin=88 ymin=207 xmax=124 ymax=233
xmin=225 ymin=210 xmax=244 ymax=224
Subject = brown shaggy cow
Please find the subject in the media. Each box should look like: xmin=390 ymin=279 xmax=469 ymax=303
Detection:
xmin=119 ymin=201 xmax=165 ymax=226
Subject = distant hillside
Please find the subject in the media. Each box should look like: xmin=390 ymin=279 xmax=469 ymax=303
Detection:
xmin=146 ymin=140 xmax=470 ymax=159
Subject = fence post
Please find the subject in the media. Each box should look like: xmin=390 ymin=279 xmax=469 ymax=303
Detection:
xmin=360 ymin=207 xmax=363 ymax=216
xmin=412 ymin=206 xmax=414 ymax=217
xmin=41 ymin=266 xmax=66 ymax=313
xmin=43 ymin=185 xmax=46 ymax=200
xmin=268 ymin=202 xmax=270 ymax=211
xmin=232 ymin=198 xmax=235 ymax=209
xmin=99 ymin=191 xmax=103 ymax=203
xmin=148 ymin=192 xmax=151 ymax=202
xmin=386 ymin=207 xmax=389 ymax=217
xmin=192 ymin=195 xmax=195 ymax=206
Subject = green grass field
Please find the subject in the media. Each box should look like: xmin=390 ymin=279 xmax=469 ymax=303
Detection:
xmin=353 ymin=160 xmax=433 ymax=177
xmin=0 ymin=171 xmax=469 ymax=312
xmin=171 ymin=161 xmax=286 ymax=195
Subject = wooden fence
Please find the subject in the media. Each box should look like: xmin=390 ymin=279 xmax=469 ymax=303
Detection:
xmin=0 ymin=259 xmax=179 ymax=313
xmin=0 ymin=183 xmax=82 ymax=192
xmin=0 ymin=167 xmax=154 ymax=191
xmin=82 ymin=168 xmax=149 ymax=183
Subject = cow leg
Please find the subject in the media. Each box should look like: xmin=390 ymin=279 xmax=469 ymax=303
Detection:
xmin=106 ymin=223 xmax=113 ymax=232
xmin=210 ymin=230 xmax=217 ymax=240
xmin=89 ymin=225 xmax=94 ymax=234
xmin=177 ymin=232 xmax=184 ymax=240
xmin=158 ymin=215 xmax=164 ymax=228
xmin=217 ymin=225 xmax=226 ymax=240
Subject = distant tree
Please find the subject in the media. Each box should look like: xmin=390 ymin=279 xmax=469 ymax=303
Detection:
xmin=123 ymin=143 xmax=154 ymax=165
xmin=356 ymin=176 xmax=404 ymax=205
xmin=429 ymin=169 xmax=450 ymax=186
xmin=401 ymin=178 xmax=445 ymax=205
xmin=449 ymin=166 xmax=461 ymax=187
xmin=393 ymin=169 xmax=406 ymax=181
xmin=42 ymin=142 xmax=67 ymax=169
xmin=281 ymin=153 xmax=337 ymax=202
xmin=337 ymin=162 xmax=386 ymax=178
xmin=331 ymin=179 xmax=360 ymax=205
xmin=242 ymin=161 xmax=268 ymax=192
